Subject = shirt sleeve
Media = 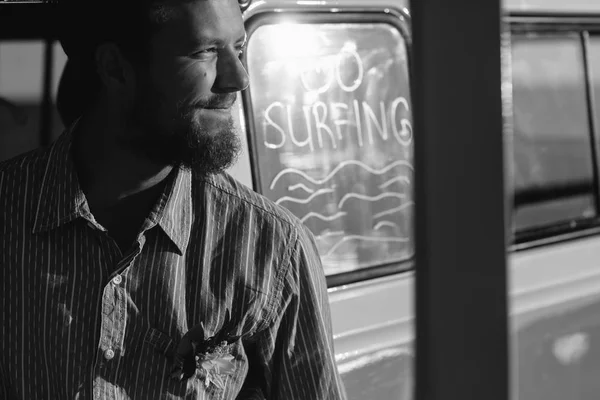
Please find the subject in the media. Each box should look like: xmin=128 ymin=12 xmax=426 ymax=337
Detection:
xmin=239 ymin=225 xmax=348 ymax=400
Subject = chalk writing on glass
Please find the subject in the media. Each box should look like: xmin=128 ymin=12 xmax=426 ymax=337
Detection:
xmin=379 ymin=176 xmax=411 ymax=190
xmin=374 ymin=221 xmax=401 ymax=232
xmin=288 ymin=183 xmax=315 ymax=194
xmin=301 ymin=211 xmax=348 ymax=224
xmin=270 ymin=160 xmax=413 ymax=190
xmin=275 ymin=187 xmax=335 ymax=206
xmin=262 ymin=98 xmax=412 ymax=151
xmin=373 ymin=202 xmax=415 ymax=220
xmin=248 ymin=22 xmax=414 ymax=273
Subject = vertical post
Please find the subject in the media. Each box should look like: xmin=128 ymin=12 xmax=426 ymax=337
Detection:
xmin=40 ymin=38 xmax=54 ymax=147
xmin=410 ymin=0 xmax=510 ymax=400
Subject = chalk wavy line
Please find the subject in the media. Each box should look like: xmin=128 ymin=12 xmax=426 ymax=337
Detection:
xmin=275 ymin=188 xmax=334 ymax=206
xmin=374 ymin=221 xmax=400 ymax=231
xmin=324 ymin=235 xmax=411 ymax=258
xmin=288 ymin=183 xmax=315 ymax=194
xmin=373 ymin=202 xmax=415 ymax=219
xmin=316 ymin=230 xmax=345 ymax=240
xmin=300 ymin=211 xmax=347 ymax=224
xmin=269 ymin=160 xmax=414 ymax=190
xmin=338 ymin=192 xmax=406 ymax=208
xmin=379 ymin=176 xmax=411 ymax=189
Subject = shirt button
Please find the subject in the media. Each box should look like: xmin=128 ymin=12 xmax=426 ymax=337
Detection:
xmin=104 ymin=349 xmax=115 ymax=360
xmin=112 ymin=275 xmax=122 ymax=285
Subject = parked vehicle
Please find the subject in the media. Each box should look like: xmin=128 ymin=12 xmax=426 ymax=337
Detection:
xmin=1 ymin=0 xmax=600 ymax=398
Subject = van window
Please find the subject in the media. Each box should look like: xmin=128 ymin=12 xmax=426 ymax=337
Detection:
xmin=510 ymin=32 xmax=597 ymax=233
xmin=0 ymin=41 xmax=44 ymax=161
xmin=50 ymin=42 xmax=68 ymax=140
xmin=245 ymin=18 xmax=413 ymax=276
xmin=0 ymin=40 xmax=67 ymax=163
xmin=587 ymin=35 xmax=600 ymax=146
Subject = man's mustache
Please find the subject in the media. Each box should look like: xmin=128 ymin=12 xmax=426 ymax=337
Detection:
xmin=194 ymin=94 xmax=237 ymax=109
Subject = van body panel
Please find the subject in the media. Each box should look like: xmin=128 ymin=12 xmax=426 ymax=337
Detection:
xmin=234 ymin=2 xmax=600 ymax=398
xmin=510 ymin=236 xmax=600 ymax=400
xmin=325 ymin=234 xmax=600 ymax=399
xmin=514 ymin=291 xmax=600 ymax=400
xmin=504 ymin=0 xmax=600 ymax=14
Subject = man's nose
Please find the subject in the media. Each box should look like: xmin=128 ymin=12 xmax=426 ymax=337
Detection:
xmin=213 ymin=49 xmax=250 ymax=93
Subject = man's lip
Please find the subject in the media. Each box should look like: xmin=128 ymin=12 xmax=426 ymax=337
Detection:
xmin=201 ymin=106 xmax=232 ymax=111
xmin=199 ymin=107 xmax=232 ymax=116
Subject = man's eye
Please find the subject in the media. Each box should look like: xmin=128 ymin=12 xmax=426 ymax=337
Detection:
xmin=236 ymin=45 xmax=247 ymax=58
xmin=192 ymin=48 xmax=218 ymax=58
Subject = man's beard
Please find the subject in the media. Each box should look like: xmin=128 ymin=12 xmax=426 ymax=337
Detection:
xmin=124 ymin=86 xmax=241 ymax=176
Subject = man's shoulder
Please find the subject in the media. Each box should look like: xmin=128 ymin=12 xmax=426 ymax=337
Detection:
xmin=0 ymin=147 xmax=49 ymax=232
xmin=200 ymin=172 xmax=307 ymax=234
xmin=0 ymin=146 xmax=49 ymax=182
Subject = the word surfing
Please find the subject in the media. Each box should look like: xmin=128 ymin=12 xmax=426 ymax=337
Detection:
xmin=262 ymin=98 xmax=412 ymax=151
xmin=260 ymin=43 xmax=412 ymax=151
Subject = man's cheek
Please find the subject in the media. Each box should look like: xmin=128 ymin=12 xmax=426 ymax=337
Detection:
xmin=179 ymin=64 xmax=215 ymax=93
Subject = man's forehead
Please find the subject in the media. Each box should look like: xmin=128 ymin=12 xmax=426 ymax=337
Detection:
xmin=164 ymin=0 xmax=245 ymax=44
xmin=58 ymin=0 xmax=246 ymax=57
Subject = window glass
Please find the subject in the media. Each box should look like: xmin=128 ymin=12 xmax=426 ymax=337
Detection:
xmin=0 ymin=40 xmax=44 ymax=162
xmin=0 ymin=40 xmax=67 ymax=163
xmin=246 ymin=21 xmax=413 ymax=275
xmin=51 ymin=42 xmax=68 ymax=141
xmin=587 ymin=34 xmax=600 ymax=170
xmin=510 ymin=33 xmax=596 ymax=232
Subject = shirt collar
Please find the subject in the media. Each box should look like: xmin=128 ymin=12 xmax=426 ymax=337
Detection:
xmin=149 ymin=166 xmax=193 ymax=255
xmin=32 ymin=124 xmax=91 ymax=234
xmin=33 ymin=124 xmax=194 ymax=255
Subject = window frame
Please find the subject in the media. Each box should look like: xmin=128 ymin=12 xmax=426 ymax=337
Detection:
xmin=241 ymin=10 xmax=414 ymax=287
xmin=0 ymin=2 xmax=60 ymax=150
xmin=508 ymin=14 xmax=600 ymax=252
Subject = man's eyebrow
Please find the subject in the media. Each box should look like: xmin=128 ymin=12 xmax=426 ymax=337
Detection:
xmin=192 ymin=33 xmax=247 ymax=47
xmin=237 ymin=33 xmax=248 ymax=45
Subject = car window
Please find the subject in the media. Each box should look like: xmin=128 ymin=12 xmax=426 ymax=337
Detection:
xmin=587 ymin=34 xmax=600 ymax=157
xmin=0 ymin=40 xmax=44 ymax=161
xmin=510 ymin=32 xmax=597 ymax=233
xmin=0 ymin=40 xmax=67 ymax=162
xmin=245 ymin=18 xmax=413 ymax=275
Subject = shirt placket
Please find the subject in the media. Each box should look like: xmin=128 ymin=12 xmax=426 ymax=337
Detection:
xmin=92 ymin=236 xmax=146 ymax=400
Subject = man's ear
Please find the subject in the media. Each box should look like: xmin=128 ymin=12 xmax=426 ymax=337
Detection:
xmin=94 ymin=42 xmax=135 ymax=93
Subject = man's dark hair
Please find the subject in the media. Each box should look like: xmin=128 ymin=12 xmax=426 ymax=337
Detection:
xmin=58 ymin=0 xmax=249 ymax=62
xmin=58 ymin=0 xmax=182 ymax=64
xmin=56 ymin=0 xmax=184 ymax=123
xmin=56 ymin=0 xmax=247 ymax=125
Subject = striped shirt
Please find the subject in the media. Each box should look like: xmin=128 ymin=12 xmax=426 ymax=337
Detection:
xmin=0 ymin=128 xmax=347 ymax=400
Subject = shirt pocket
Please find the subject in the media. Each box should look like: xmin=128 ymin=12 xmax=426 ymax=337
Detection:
xmin=235 ymin=284 xmax=274 ymax=337
xmin=144 ymin=327 xmax=177 ymax=356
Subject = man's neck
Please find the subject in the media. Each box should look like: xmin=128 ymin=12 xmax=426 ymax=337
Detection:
xmin=72 ymin=110 xmax=174 ymax=211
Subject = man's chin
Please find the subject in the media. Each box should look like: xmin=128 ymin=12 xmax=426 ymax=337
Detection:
xmin=178 ymin=150 xmax=239 ymax=176
xmin=177 ymin=130 xmax=241 ymax=175
xmin=191 ymin=109 xmax=234 ymax=136
xmin=126 ymin=113 xmax=240 ymax=174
